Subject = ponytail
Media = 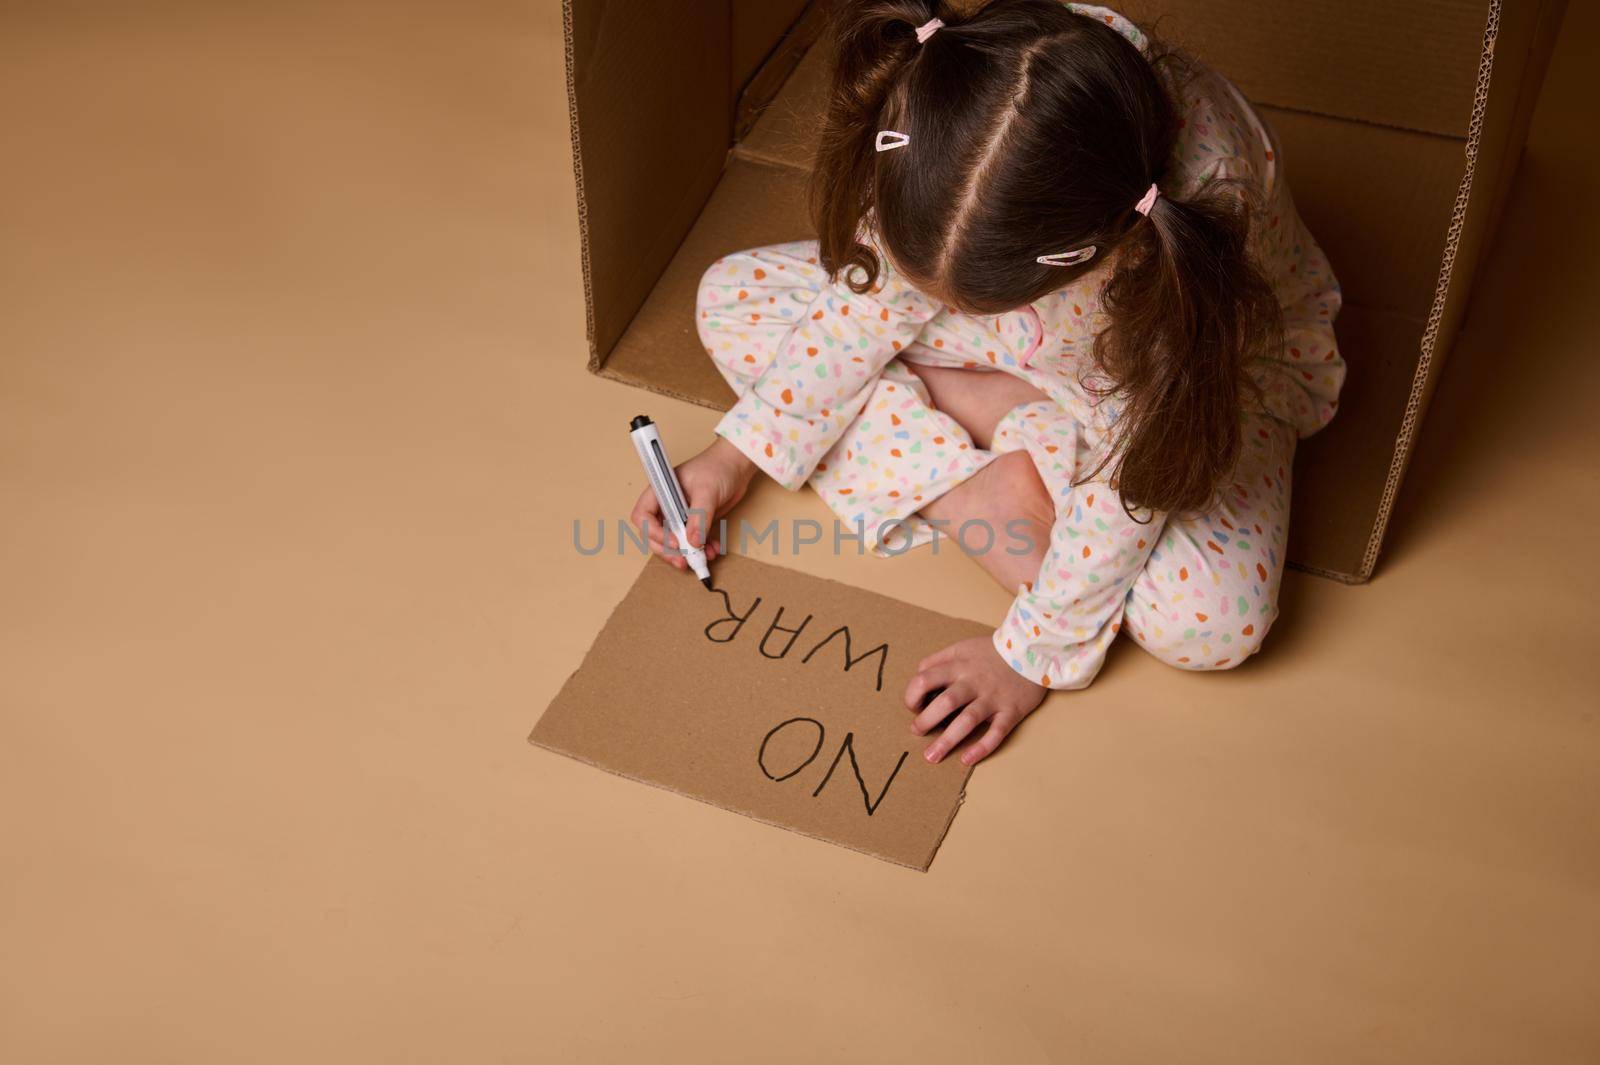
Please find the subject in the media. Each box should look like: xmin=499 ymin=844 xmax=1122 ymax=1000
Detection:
xmin=1093 ymin=181 xmax=1281 ymax=517
xmin=811 ymin=1 xmax=940 ymax=294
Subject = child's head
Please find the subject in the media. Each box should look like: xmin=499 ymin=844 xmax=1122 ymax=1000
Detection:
xmin=812 ymin=0 xmax=1282 ymax=515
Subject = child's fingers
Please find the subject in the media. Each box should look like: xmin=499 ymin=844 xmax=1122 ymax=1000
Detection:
xmin=631 ymin=496 xmax=692 ymax=563
xmin=631 ymin=488 xmax=673 ymax=559
xmin=912 ymin=681 xmax=973 ymax=735
xmin=924 ymin=702 xmax=992 ymax=764
xmin=647 ymin=525 xmax=687 ymax=566
xmin=629 ymin=486 xmax=662 ymax=529
xmin=683 ymin=491 xmax=720 ymax=549
xmin=959 ymin=714 xmax=1012 ymax=767
xmin=904 ymin=661 xmax=956 ymax=711
xmin=633 ymin=478 xmax=726 ymax=564
xmin=643 ymin=522 xmax=671 ymax=559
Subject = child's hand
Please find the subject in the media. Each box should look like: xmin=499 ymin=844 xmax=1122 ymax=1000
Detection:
xmin=629 ymin=436 xmax=759 ymax=569
xmin=904 ymin=636 xmax=1048 ymax=766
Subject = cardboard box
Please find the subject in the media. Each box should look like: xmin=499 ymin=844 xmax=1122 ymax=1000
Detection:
xmin=561 ymin=0 xmax=1567 ymax=582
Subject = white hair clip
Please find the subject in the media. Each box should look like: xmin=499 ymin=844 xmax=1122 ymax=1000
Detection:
xmin=875 ymin=130 xmax=910 ymax=152
xmin=1036 ymin=246 xmax=1097 ymax=267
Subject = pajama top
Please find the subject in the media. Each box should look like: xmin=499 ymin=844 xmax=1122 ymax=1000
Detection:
xmin=704 ymin=4 xmax=1344 ymax=688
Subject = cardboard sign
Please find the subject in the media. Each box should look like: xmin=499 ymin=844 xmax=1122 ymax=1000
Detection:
xmin=530 ymin=555 xmax=991 ymax=870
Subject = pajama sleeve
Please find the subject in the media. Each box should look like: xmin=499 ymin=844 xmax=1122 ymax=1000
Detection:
xmin=989 ymin=396 xmax=1160 ymax=690
xmin=713 ymin=253 xmax=945 ymax=490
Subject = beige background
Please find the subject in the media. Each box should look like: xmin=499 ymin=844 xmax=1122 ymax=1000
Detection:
xmin=2 ymin=3 xmax=1596 ymax=1062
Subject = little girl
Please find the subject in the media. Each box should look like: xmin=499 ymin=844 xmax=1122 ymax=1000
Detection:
xmin=631 ymin=0 xmax=1342 ymax=766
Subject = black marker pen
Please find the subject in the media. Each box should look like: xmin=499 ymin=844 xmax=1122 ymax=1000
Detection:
xmin=629 ymin=415 xmax=712 ymax=589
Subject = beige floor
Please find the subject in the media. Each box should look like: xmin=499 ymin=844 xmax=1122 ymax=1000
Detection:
xmin=3 ymin=4 xmax=1597 ymax=1063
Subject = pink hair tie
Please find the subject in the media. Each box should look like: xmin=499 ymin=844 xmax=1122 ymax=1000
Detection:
xmin=1134 ymin=183 xmax=1160 ymax=217
xmin=915 ymin=17 xmax=944 ymax=43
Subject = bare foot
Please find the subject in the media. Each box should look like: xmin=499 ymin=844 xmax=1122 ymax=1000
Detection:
xmin=922 ymin=450 xmax=1054 ymax=591
xmin=905 ymin=362 xmax=1049 ymax=449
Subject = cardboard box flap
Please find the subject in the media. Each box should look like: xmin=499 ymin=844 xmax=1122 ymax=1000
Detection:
xmin=737 ymin=39 xmax=830 ymax=171
xmin=1352 ymin=0 xmax=1568 ymax=577
xmin=1125 ymin=0 xmax=1488 ymax=137
xmin=564 ymin=0 xmax=731 ymax=366
xmin=732 ymin=0 xmax=811 ymax=105
xmin=739 ymin=1 xmax=1559 ymax=145
xmin=1260 ymin=106 xmax=1462 ymax=317
xmin=598 ymin=157 xmax=809 ymax=408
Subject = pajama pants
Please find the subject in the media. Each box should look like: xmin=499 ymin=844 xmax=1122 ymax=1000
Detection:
xmin=697 ymin=241 xmax=1295 ymax=680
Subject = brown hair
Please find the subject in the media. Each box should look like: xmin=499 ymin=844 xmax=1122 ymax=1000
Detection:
xmin=811 ymin=0 xmax=1281 ymax=516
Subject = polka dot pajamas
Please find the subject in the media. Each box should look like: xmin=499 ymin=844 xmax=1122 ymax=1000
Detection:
xmin=696 ymin=5 xmax=1343 ymax=690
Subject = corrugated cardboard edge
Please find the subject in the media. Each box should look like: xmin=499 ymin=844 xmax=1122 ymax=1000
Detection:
xmin=594 ymin=362 xmax=728 ymax=410
xmin=1287 ymin=560 xmax=1365 ymax=585
xmin=560 ymin=0 xmax=600 ymax=375
xmin=528 ymin=557 xmax=986 ymax=873
xmin=1358 ymin=0 xmax=1502 ymax=580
